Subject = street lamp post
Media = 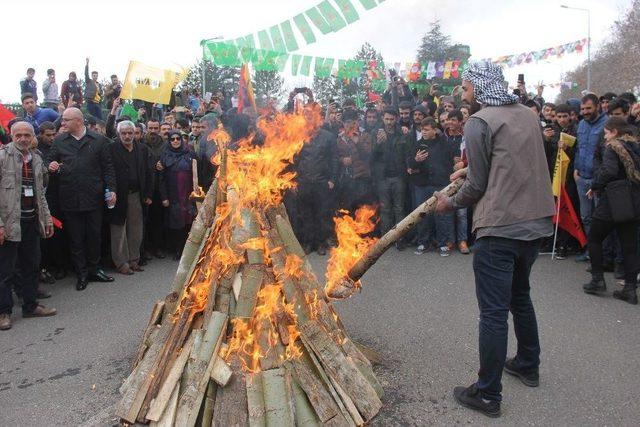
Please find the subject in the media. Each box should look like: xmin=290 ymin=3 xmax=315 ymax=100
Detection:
xmin=561 ymin=5 xmax=591 ymax=91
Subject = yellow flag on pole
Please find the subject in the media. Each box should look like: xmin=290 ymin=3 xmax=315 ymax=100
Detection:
xmin=552 ymin=148 xmax=570 ymax=197
xmin=120 ymin=61 xmax=186 ymax=104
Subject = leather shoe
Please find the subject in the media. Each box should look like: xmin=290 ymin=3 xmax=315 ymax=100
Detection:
xmin=88 ymin=270 xmax=115 ymax=282
xmin=76 ymin=277 xmax=88 ymax=291
xmin=23 ymin=304 xmax=57 ymax=318
xmin=0 ymin=314 xmax=11 ymax=330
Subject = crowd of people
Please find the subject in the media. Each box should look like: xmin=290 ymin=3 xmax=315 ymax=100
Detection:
xmin=0 ymin=62 xmax=639 ymax=333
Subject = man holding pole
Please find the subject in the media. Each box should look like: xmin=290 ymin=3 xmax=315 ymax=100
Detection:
xmin=435 ymin=62 xmax=555 ymax=418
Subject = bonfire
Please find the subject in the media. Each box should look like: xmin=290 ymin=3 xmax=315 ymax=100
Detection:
xmin=116 ymin=108 xmax=384 ymax=426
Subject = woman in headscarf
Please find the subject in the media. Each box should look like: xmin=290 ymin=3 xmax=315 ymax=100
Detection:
xmin=160 ymin=130 xmax=196 ymax=260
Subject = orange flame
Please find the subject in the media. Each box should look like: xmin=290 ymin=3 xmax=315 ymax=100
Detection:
xmin=176 ymin=108 xmax=322 ymax=372
xmin=325 ymin=206 xmax=378 ymax=297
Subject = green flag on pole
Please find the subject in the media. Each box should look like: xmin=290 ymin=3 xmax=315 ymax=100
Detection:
xmin=293 ymin=13 xmax=316 ymax=44
xmin=305 ymin=7 xmax=332 ymax=34
xmin=333 ymin=0 xmax=359 ymax=24
xmin=279 ymin=20 xmax=299 ymax=52
xmin=291 ymin=54 xmax=302 ymax=75
xmin=317 ymin=0 xmax=347 ymax=32
xmin=300 ymin=55 xmax=313 ymax=76
xmin=358 ymin=0 xmax=378 ymax=10
xmin=257 ymin=29 xmax=273 ymax=51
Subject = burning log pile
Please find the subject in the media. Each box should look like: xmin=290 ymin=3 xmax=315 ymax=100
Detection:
xmin=116 ymin=111 xmax=384 ymax=426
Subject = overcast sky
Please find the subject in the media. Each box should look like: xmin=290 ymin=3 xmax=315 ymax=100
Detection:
xmin=1 ymin=0 xmax=632 ymax=104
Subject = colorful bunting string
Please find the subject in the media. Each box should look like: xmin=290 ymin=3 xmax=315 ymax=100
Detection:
xmin=482 ymin=38 xmax=588 ymax=68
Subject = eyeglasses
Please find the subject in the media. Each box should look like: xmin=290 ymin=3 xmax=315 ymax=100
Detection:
xmin=169 ymin=136 xmax=182 ymax=141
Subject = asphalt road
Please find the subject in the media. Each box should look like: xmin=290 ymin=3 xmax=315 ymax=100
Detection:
xmin=1 ymin=249 xmax=639 ymax=426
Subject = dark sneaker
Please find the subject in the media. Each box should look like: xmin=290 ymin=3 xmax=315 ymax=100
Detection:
xmin=555 ymin=247 xmax=567 ymax=260
xmin=612 ymin=283 xmax=638 ymax=305
xmin=614 ymin=263 xmax=625 ymax=280
xmin=504 ymin=358 xmax=539 ymax=387
xmin=453 ymin=384 xmax=501 ymax=418
xmin=583 ymin=277 xmax=607 ymax=295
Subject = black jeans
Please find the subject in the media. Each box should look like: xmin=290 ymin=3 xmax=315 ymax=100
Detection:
xmin=376 ymin=176 xmax=405 ymax=234
xmin=0 ymin=218 xmax=40 ymax=314
xmin=588 ymin=218 xmax=639 ymax=284
xmin=297 ymin=180 xmax=334 ymax=249
xmin=473 ymin=237 xmax=542 ymax=402
xmin=64 ymin=209 xmax=103 ymax=279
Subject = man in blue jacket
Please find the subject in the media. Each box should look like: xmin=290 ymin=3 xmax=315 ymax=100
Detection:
xmin=574 ymin=94 xmax=607 ymax=261
xmin=21 ymin=94 xmax=59 ymax=134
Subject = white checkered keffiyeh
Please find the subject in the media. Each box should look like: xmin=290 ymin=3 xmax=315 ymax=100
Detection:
xmin=462 ymin=61 xmax=519 ymax=107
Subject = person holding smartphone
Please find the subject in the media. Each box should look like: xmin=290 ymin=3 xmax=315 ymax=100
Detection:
xmin=407 ymin=117 xmax=456 ymax=256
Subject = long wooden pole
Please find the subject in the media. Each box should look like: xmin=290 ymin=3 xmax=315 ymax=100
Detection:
xmin=328 ymin=175 xmax=466 ymax=299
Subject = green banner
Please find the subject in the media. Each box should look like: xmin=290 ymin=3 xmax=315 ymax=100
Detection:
xmin=257 ymin=29 xmax=273 ymax=51
xmin=269 ymin=25 xmax=287 ymax=53
xmin=305 ymin=7 xmax=332 ymax=35
xmin=317 ymin=0 xmax=347 ymax=32
xmin=333 ymin=0 xmax=359 ymax=24
xmin=300 ymin=55 xmax=313 ymax=76
xmin=293 ymin=14 xmax=316 ymax=44
xmin=337 ymin=59 xmax=365 ymax=78
xmin=280 ymin=20 xmax=299 ymax=52
xmin=291 ymin=54 xmax=302 ymax=75
xmin=314 ymin=57 xmax=335 ymax=78
xmin=358 ymin=0 xmax=378 ymax=10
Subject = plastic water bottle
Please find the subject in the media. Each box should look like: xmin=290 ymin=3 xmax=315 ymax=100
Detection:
xmin=105 ymin=189 xmax=114 ymax=209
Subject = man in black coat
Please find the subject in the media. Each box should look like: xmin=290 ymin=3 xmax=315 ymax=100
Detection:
xmin=294 ymin=104 xmax=339 ymax=255
xmin=108 ymin=121 xmax=153 ymax=275
xmin=45 ymin=108 xmax=117 ymax=290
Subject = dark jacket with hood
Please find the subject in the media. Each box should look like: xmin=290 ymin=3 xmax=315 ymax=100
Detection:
xmin=591 ymin=137 xmax=640 ymax=221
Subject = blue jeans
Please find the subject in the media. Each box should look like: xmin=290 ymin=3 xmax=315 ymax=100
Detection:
xmin=86 ymin=101 xmax=102 ymax=119
xmin=576 ymin=177 xmax=593 ymax=236
xmin=413 ymin=185 xmax=453 ymax=247
xmin=473 ymin=237 xmax=542 ymax=402
xmin=456 ymin=208 xmax=468 ymax=242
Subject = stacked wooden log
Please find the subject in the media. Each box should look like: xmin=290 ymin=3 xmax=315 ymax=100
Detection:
xmin=116 ymin=179 xmax=383 ymax=426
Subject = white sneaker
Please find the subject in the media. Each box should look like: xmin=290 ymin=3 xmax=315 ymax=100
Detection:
xmin=414 ymin=244 xmax=426 ymax=255
xmin=439 ymin=246 xmax=450 ymax=257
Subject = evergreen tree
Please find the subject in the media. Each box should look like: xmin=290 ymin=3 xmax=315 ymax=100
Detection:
xmin=312 ymin=75 xmax=340 ymax=106
xmin=416 ymin=20 xmax=452 ymax=63
xmin=253 ymin=70 xmax=285 ymax=106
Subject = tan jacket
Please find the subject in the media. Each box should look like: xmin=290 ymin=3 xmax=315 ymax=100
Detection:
xmin=0 ymin=143 xmax=52 ymax=242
